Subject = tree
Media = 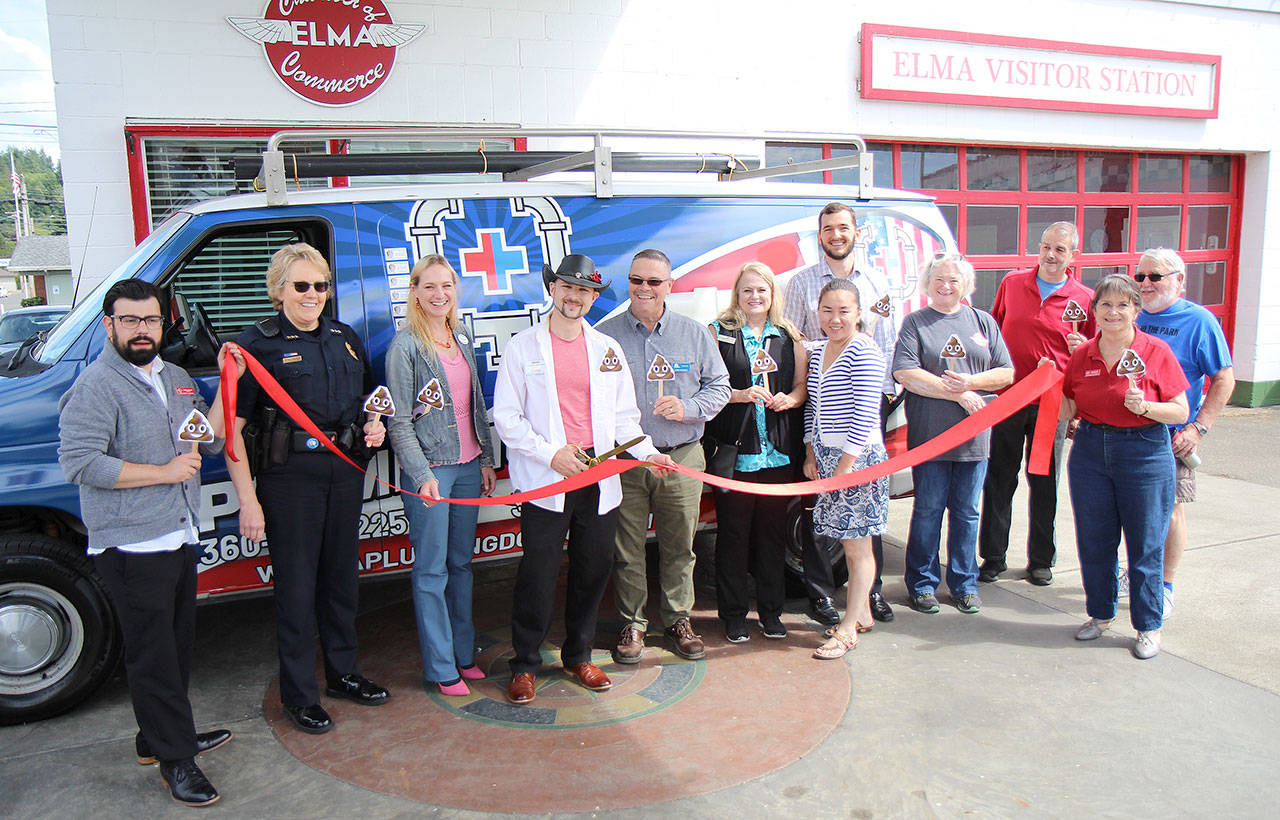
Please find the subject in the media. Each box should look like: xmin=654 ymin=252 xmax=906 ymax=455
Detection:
xmin=1 ymin=147 xmax=66 ymax=258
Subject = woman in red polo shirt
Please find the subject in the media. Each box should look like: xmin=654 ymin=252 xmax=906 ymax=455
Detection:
xmin=1061 ymin=274 xmax=1189 ymax=661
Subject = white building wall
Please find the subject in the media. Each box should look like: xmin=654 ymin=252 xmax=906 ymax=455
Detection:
xmin=46 ymin=0 xmax=1280 ymax=387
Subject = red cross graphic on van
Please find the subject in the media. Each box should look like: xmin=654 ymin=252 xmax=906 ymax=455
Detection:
xmin=460 ymin=229 xmax=529 ymax=295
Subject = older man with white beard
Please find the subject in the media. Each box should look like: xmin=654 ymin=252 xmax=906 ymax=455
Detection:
xmin=1134 ymin=248 xmax=1234 ymax=619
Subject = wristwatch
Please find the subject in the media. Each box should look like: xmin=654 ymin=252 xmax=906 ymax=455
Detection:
xmin=1190 ymin=420 xmax=1209 ymax=436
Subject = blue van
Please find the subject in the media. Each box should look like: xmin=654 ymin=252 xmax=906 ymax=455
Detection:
xmin=0 ymin=129 xmax=955 ymax=723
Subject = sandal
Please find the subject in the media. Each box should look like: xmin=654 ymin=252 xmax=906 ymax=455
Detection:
xmin=812 ymin=629 xmax=857 ymax=660
xmin=825 ymin=622 xmax=872 ymax=638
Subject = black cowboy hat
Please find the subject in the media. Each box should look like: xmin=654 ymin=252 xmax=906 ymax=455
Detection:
xmin=542 ymin=253 xmax=609 ymax=292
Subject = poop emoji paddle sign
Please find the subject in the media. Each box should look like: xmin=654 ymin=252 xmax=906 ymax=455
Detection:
xmin=940 ymin=334 xmax=967 ymax=371
xmin=416 ymin=378 xmax=444 ymax=412
xmin=1117 ymin=348 xmax=1146 ymax=387
xmin=1062 ymin=300 xmax=1087 ymax=334
xmin=751 ymin=347 xmax=778 ymax=394
xmin=364 ymin=385 xmax=396 ymax=419
xmin=647 ymin=353 xmax=675 ymax=397
xmin=868 ymin=294 xmax=892 ymax=332
xmin=178 ymin=409 xmax=215 ymax=453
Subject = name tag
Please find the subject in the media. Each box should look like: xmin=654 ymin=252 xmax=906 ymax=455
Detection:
xmin=175 ymin=387 xmax=196 ymax=395
xmin=716 ymin=334 xmax=736 ymax=345
xmin=526 ymin=360 xmax=545 ymax=375
xmin=671 ymin=362 xmax=692 ymax=373
xmin=282 ymin=354 xmax=302 ymax=364
xmin=1085 ymin=369 xmax=1102 ymax=377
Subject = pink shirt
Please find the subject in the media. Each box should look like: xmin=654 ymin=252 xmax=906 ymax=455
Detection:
xmin=438 ymin=346 xmax=482 ymax=465
xmin=551 ymin=331 xmax=593 ymax=448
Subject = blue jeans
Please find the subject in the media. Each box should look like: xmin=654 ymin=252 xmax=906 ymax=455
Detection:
xmin=400 ymin=460 xmax=481 ymax=683
xmin=1067 ymin=422 xmax=1173 ymax=632
xmin=905 ymin=459 xmax=987 ymax=597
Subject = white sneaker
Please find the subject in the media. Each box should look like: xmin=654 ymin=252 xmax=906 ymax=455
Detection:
xmin=1075 ymin=618 xmax=1113 ymax=641
xmin=1133 ymin=630 xmax=1162 ymax=660
xmin=1162 ymin=586 xmax=1174 ymax=620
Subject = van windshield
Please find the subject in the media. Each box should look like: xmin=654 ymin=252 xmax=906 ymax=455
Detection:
xmin=35 ymin=213 xmax=191 ymax=364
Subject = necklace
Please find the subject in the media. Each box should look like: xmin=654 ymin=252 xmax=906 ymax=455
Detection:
xmin=430 ymin=328 xmax=454 ymax=349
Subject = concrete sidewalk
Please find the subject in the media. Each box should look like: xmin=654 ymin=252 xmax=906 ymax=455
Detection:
xmin=2 ymin=407 xmax=1278 ymax=818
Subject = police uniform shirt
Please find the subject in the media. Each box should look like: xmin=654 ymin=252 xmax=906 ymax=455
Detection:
xmin=235 ymin=312 xmax=375 ymax=430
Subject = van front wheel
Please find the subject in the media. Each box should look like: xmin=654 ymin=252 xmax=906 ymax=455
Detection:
xmin=0 ymin=535 xmax=120 ymax=725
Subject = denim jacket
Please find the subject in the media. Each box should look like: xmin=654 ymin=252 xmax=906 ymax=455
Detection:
xmin=386 ymin=326 xmax=495 ymax=491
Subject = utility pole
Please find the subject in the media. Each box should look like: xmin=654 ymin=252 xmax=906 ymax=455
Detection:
xmin=8 ymin=151 xmax=19 ymax=241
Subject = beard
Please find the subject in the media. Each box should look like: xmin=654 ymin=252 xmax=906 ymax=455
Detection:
xmin=114 ymin=335 xmax=159 ymax=366
xmin=822 ymin=241 xmax=852 ymax=261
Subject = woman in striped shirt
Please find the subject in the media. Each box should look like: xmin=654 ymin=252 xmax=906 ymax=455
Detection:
xmin=804 ymin=279 xmax=890 ymax=660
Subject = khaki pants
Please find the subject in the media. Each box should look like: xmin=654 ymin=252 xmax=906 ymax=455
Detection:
xmin=612 ymin=441 xmax=705 ymax=631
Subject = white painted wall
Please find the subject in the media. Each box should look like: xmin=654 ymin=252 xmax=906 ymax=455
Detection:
xmin=46 ymin=0 xmax=1280 ymax=385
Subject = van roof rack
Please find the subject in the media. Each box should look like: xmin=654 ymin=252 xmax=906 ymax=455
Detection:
xmin=245 ymin=127 xmax=871 ymax=205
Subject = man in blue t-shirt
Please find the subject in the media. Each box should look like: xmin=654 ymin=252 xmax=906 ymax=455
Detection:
xmin=1135 ymin=249 xmax=1235 ymax=620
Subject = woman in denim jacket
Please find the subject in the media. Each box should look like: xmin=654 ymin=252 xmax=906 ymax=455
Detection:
xmin=386 ymin=254 xmax=496 ymax=696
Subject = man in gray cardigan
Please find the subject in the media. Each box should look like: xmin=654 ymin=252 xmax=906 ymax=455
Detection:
xmin=58 ymin=278 xmax=242 ymax=808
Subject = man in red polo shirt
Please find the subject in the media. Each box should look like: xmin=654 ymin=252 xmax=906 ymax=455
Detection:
xmin=978 ymin=222 xmax=1097 ymax=586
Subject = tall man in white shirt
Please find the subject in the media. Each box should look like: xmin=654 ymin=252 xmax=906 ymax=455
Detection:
xmin=784 ymin=202 xmax=897 ymax=626
xmin=494 ymin=255 xmax=675 ymax=706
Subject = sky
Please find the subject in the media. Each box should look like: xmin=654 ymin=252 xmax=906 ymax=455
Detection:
xmin=0 ymin=0 xmax=57 ymax=162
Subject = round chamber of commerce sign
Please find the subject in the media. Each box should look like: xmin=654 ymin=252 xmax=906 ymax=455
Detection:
xmin=228 ymin=0 xmax=426 ymax=106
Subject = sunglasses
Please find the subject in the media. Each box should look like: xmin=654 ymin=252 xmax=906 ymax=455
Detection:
xmin=290 ymin=280 xmax=331 ymax=293
xmin=1133 ymin=272 xmax=1176 ymax=283
xmin=627 ymin=276 xmax=670 ymax=288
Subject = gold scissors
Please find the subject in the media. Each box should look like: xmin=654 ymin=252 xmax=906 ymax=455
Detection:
xmin=571 ymin=436 xmax=646 ymax=467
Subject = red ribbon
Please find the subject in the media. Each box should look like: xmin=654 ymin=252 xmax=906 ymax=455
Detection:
xmin=221 ymin=344 xmax=1063 ymax=504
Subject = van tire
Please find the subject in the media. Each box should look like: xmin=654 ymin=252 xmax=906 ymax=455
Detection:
xmin=783 ymin=499 xmax=848 ymax=599
xmin=0 ymin=535 xmax=121 ymax=725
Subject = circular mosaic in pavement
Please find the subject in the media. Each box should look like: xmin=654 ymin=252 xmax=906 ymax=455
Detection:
xmin=266 ymin=598 xmax=850 ymax=813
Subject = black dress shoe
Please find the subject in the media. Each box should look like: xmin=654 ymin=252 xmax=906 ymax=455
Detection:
xmin=1027 ymin=567 xmax=1053 ymax=586
xmin=159 ymin=759 xmax=219 ymax=807
xmin=869 ymin=591 xmax=895 ymax=622
xmin=808 ymin=597 xmax=841 ymax=626
xmin=325 ymin=673 xmax=390 ymax=706
xmin=283 ymin=703 xmax=334 ymax=734
xmin=978 ymin=561 xmax=1007 ymax=583
xmin=136 ymin=728 xmax=232 ymax=765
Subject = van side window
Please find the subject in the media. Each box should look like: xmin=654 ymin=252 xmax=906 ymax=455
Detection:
xmin=160 ymin=224 xmax=329 ymax=369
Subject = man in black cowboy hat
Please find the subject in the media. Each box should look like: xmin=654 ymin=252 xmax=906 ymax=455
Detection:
xmin=494 ymin=253 xmax=675 ymax=705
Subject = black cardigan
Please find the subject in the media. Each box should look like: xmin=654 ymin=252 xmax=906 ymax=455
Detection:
xmin=703 ymin=323 xmax=803 ymax=459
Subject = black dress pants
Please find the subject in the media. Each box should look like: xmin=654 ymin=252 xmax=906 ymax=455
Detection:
xmin=510 ymin=484 xmax=617 ymax=675
xmin=714 ymin=465 xmax=791 ymax=621
xmin=94 ymin=545 xmax=198 ymax=764
xmin=258 ymin=451 xmax=364 ymax=707
xmin=978 ymin=403 xmax=1068 ymax=570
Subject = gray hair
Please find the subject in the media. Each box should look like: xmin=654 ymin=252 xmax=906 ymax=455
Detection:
xmin=1042 ymin=221 xmax=1079 ymax=251
xmin=1139 ymin=247 xmax=1187 ymax=294
xmin=921 ymin=252 xmax=976 ymax=299
xmin=1090 ymin=273 xmax=1141 ymax=314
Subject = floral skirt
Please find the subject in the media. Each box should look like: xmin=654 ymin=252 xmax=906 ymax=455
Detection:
xmin=812 ymin=441 xmax=889 ymax=540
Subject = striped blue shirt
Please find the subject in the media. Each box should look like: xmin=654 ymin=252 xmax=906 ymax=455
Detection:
xmin=805 ymin=335 xmax=885 ymax=454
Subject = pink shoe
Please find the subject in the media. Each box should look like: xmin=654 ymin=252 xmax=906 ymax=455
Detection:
xmin=458 ymin=665 xmax=485 ymax=681
xmin=437 ymin=679 xmax=470 ymax=697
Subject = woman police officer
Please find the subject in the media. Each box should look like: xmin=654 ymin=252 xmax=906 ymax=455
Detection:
xmin=226 ymin=243 xmax=390 ymax=734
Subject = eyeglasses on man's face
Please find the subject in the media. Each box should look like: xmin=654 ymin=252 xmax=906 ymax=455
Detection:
xmin=112 ymin=314 xmax=165 ymax=330
xmin=1133 ymin=272 xmax=1176 ymax=283
xmin=627 ymin=276 xmax=670 ymax=288
xmin=290 ymin=280 xmax=330 ymax=293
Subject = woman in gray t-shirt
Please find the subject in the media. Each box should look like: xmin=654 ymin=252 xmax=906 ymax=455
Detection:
xmin=891 ymin=254 xmax=1013 ymax=616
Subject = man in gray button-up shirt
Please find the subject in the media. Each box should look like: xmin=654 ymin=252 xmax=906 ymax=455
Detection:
xmin=595 ymin=249 xmax=730 ymax=664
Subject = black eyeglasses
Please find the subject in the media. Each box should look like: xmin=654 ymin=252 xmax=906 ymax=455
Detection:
xmin=290 ymin=280 xmax=331 ymax=293
xmin=628 ymin=276 xmax=670 ymax=288
xmin=112 ymin=315 xmax=165 ymax=330
xmin=1133 ymin=272 xmax=1171 ymax=283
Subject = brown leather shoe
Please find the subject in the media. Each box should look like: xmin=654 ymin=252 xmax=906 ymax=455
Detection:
xmin=507 ymin=673 xmax=536 ymax=704
xmin=564 ymin=662 xmax=612 ymax=691
xmin=664 ymin=617 xmax=706 ymax=660
xmin=612 ymin=625 xmax=645 ymax=664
